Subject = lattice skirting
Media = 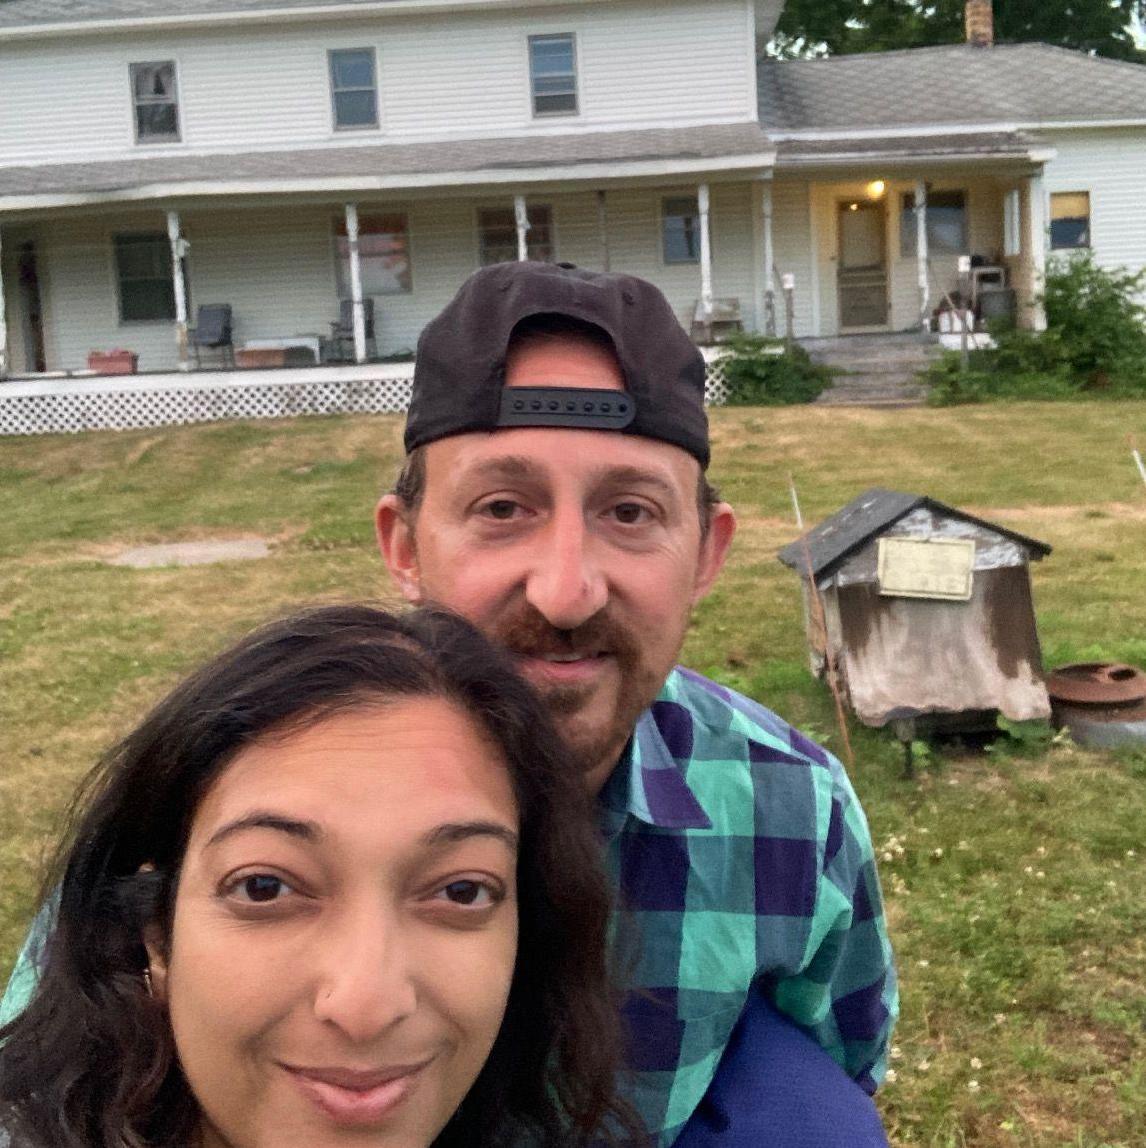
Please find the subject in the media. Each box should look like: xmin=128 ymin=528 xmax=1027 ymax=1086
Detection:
xmin=1 ymin=357 xmax=730 ymax=437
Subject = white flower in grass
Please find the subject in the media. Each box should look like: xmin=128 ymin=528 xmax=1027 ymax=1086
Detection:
xmin=957 ymin=839 xmax=971 ymax=851
xmin=931 ymin=847 xmax=944 ymax=860
xmin=917 ymin=959 xmax=930 ymax=968
xmin=967 ymin=1080 xmax=981 ymax=1093
xmin=884 ymin=1069 xmax=898 ymax=1084
xmin=1036 ymin=846 xmax=1047 ymax=857
xmin=917 ymin=1059 xmax=930 ymax=1072
xmin=970 ymin=1057 xmax=983 ymax=1070
xmin=1036 ymin=871 xmax=1045 ymax=880
xmin=1023 ymin=865 xmax=1034 ymax=875
xmin=882 ymin=851 xmax=894 ymax=863
xmin=1127 ymin=850 xmax=1137 ymax=859
xmin=993 ymin=1013 xmax=1007 ymax=1025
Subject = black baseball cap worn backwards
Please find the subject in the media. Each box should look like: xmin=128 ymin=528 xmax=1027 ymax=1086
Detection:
xmin=405 ymin=261 xmax=711 ymax=469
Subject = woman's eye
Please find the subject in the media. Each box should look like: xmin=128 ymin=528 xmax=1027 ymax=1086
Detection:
xmin=231 ymin=874 xmax=294 ymax=904
xmin=434 ymin=880 xmax=497 ymax=908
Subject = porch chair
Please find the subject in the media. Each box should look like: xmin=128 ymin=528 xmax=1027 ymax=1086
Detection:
xmin=189 ymin=304 xmax=235 ymax=368
xmin=690 ymin=297 xmax=742 ymax=345
xmin=328 ymin=297 xmax=377 ymax=362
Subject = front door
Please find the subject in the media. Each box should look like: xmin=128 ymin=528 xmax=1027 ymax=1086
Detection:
xmin=837 ymin=201 xmax=889 ymax=330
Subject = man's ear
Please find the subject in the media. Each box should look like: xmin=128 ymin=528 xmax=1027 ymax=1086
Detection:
xmin=137 ymin=865 xmax=169 ymax=1003
xmin=692 ymin=501 xmax=736 ymax=605
xmin=375 ymin=493 xmax=424 ymax=604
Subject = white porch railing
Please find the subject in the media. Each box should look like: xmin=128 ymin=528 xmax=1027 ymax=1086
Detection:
xmin=1 ymin=352 xmax=732 ymax=437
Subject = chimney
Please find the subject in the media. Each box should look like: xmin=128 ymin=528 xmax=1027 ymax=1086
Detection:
xmin=965 ymin=0 xmax=995 ymax=48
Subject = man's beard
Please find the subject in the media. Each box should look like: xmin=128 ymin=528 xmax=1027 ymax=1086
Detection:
xmin=489 ymin=602 xmax=667 ymax=777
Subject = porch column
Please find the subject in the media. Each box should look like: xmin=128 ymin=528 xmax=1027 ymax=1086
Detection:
xmin=344 ymin=202 xmax=367 ymax=363
xmin=597 ymin=190 xmax=611 ymax=272
xmin=514 ymin=195 xmax=530 ymax=262
xmin=0 ymin=224 xmax=8 ymax=379
xmin=166 ymin=210 xmax=190 ymax=371
xmin=1025 ymin=172 xmax=1048 ymax=331
xmin=761 ymin=181 xmax=776 ymax=337
xmin=698 ymin=182 xmax=714 ymax=316
xmin=915 ymin=178 xmax=930 ymax=332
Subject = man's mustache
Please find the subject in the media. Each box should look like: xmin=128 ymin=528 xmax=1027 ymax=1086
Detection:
xmin=491 ymin=603 xmax=640 ymax=662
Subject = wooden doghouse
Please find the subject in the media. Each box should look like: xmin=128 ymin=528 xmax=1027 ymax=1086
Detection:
xmin=778 ymin=488 xmax=1053 ymax=740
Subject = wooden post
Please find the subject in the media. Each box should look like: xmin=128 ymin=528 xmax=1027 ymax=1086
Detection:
xmin=782 ymin=272 xmax=796 ymax=350
xmin=915 ymin=178 xmax=930 ymax=333
xmin=344 ymin=202 xmax=367 ymax=364
xmin=514 ymin=195 xmax=530 ymax=262
xmin=1026 ymin=172 xmax=1048 ymax=332
xmin=0 ymin=224 xmax=8 ymax=380
xmin=698 ymin=182 xmax=714 ymax=317
xmin=762 ymin=181 xmax=776 ymax=337
xmin=166 ymin=210 xmax=190 ymax=371
xmin=596 ymin=189 xmax=610 ymax=272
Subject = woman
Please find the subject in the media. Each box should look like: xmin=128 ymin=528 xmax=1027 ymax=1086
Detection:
xmin=0 ymin=605 xmax=637 ymax=1147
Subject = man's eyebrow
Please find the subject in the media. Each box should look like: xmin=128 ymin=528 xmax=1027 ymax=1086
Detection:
xmin=592 ymin=465 xmax=680 ymax=500
xmin=205 ymin=813 xmax=323 ymax=850
xmin=459 ymin=455 xmax=540 ymax=483
xmin=421 ymin=821 xmax=519 ymax=853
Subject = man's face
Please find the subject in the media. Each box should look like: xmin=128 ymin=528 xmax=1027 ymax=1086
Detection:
xmin=377 ymin=334 xmax=734 ymax=790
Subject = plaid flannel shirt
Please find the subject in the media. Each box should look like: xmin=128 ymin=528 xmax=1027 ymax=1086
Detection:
xmin=602 ymin=667 xmax=897 ymax=1144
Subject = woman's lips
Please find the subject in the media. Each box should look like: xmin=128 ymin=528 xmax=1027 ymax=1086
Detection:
xmin=283 ymin=1061 xmax=430 ymax=1127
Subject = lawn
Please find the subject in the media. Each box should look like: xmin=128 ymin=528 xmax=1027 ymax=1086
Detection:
xmin=2 ymin=404 xmax=1145 ymax=1146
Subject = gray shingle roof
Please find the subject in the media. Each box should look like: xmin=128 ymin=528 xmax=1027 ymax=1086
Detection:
xmin=0 ymin=0 xmax=413 ymax=29
xmin=0 ymin=123 xmax=773 ymax=202
xmin=776 ymin=130 xmax=1038 ymax=165
xmin=777 ymin=488 xmax=1051 ymax=580
xmin=758 ymin=44 xmax=1146 ymax=133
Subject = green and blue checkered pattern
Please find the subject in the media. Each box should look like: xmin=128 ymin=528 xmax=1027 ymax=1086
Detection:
xmin=601 ymin=668 xmax=898 ymax=1144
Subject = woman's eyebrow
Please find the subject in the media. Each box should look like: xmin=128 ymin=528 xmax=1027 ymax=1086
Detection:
xmin=421 ymin=821 xmax=519 ymax=853
xmin=204 ymin=812 xmax=323 ymax=850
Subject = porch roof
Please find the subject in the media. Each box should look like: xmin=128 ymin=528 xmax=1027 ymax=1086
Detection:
xmin=758 ymin=44 xmax=1146 ymax=133
xmin=775 ymin=130 xmax=1047 ymax=170
xmin=0 ymin=122 xmax=774 ymax=212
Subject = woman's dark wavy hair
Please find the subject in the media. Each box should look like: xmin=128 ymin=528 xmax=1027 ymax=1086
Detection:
xmin=0 ymin=604 xmax=640 ymax=1147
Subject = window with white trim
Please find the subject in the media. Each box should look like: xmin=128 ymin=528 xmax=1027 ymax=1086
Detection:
xmin=114 ymin=233 xmax=182 ymax=322
xmin=1050 ymin=192 xmax=1091 ymax=249
xmin=900 ymin=189 xmax=967 ymax=256
xmin=130 ymin=61 xmax=180 ymax=143
xmin=330 ymin=48 xmax=379 ymax=130
xmin=333 ymin=214 xmax=411 ymax=296
xmin=662 ymin=196 xmax=701 ymax=264
xmin=478 ymin=206 xmax=553 ymax=265
xmin=528 ymin=34 xmax=577 ymax=116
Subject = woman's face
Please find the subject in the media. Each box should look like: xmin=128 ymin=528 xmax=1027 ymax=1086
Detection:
xmin=146 ymin=698 xmax=520 ymax=1148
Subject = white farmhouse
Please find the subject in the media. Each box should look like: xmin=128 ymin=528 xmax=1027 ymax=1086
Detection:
xmin=0 ymin=0 xmax=1144 ymax=379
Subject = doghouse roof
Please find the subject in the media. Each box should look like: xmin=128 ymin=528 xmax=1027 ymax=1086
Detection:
xmin=777 ymin=488 xmax=1052 ymax=580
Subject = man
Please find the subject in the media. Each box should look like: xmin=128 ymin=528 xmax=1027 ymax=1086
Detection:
xmin=374 ymin=263 xmax=897 ymax=1140
xmin=3 ymin=263 xmax=896 ymax=1143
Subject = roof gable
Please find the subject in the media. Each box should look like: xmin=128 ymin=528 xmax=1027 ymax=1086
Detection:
xmin=758 ymin=43 xmax=1146 ymax=133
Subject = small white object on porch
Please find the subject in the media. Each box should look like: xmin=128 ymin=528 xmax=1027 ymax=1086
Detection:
xmin=761 ymin=180 xmax=776 ymax=337
xmin=698 ymin=182 xmax=715 ymax=317
xmin=0 ymin=223 xmax=8 ymax=380
xmin=166 ymin=210 xmax=191 ymax=371
xmin=1025 ymin=172 xmax=1048 ymax=332
xmin=514 ymin=195 xmax=530 ymax=262
xmin=343 ymin=202 xmax=368 ymax=364
xmin=915 ymin=178 xmax=930 ymax=333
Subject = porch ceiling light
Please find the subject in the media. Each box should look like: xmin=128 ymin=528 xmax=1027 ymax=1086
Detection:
xmin=867 ymin=179 xmax=887 ymax=200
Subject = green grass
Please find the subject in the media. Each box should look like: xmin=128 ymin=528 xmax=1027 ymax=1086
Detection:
xmin=3 ymin=405 xmax=1146 ymax=1146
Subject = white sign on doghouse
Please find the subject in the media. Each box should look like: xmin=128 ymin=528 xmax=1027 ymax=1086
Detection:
xmin=877 ymin=537 xmax=975 ymax=601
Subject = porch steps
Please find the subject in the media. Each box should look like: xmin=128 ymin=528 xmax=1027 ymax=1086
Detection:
xmin=802 ymin=334 xmax=941 ymax=407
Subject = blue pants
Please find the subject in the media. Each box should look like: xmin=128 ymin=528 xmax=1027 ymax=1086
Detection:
xmin=672 ymin=996 xmax=889 ymax=1147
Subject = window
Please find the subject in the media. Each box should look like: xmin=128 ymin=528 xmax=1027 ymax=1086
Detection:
xmin=130 ymin=61 xmax=180 ymax=143
xmin=528 ymin=34 xmax=577 ymax=116
xmin=662 ymin=196 xmax=701 ymax=264
xmin=900 ymin=189 xmax=967 ymax=256
xmin=478 ymin=205 xmax=553 ymax=265
xmin=1050 ymin=192 xmax=1091 ymax=249
xmin=330 ymin=48 xmax=379 ymax=130
xmin=114 ymin=233 xmax=179 ymax=322
xmin=1003 ymin=188 xmax=1022 ymax=258
xmin=334 ymin=214 xmax=411 ymax=296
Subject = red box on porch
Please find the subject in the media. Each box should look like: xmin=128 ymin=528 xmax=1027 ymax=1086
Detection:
xmin=87 ymin=349 xmax=139 ymax=375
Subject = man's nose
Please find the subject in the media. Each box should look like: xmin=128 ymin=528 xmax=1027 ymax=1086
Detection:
xmin=523 ymin=511 xmax=608 ymax=631
xmin=312 ymin=906 xmax=417 ymax=1042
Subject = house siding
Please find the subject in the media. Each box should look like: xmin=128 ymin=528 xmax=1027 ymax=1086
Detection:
xmin=30 ymin=183 xmax=763 ymax=372
xmin=0 ymin=1 xmax=754 ymax=167
xmin=1041 ymin=127 xmax=1146 ymax=280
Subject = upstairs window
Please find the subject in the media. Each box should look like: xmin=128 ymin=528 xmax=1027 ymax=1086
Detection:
xmin=130 ymin=61 xmax=180 ymax=143
xmin=900 ymin=189 xmax=967 ymax=256
xmin=114 ymin=233 xmax=179 ymax=322
xmin=529 ymin=34 xmax=577 ymax=116
xmin=478 ymin=205 xmax=553 ymax=265
xmin=1050 ymin=192 xmax=1091 ymax=249
xmin=330 ymin=48 xmax=379 ymax=130
xmin=333 ymin=213 xmax=412 ymax=296
xmin=662 ymin=196 xmax=701 ymax=264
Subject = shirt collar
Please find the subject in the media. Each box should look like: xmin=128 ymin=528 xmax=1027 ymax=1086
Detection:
xmin=598 ymin=672 xmax=712 ymax=831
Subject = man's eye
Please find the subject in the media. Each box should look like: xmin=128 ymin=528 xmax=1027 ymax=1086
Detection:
xmin=482 ymin=499 xmax=521 ymax=521
xmin=611 ymin=502 xmax=650 ymax=525
xmin=229 ymin=874 xmax=294 ymax=904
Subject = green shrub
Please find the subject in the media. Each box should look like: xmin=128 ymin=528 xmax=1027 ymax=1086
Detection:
xmin=926 ymin=254 xmax=1146 ymax=404
xmin=719 ymin=334 xmax=834 ymax=405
